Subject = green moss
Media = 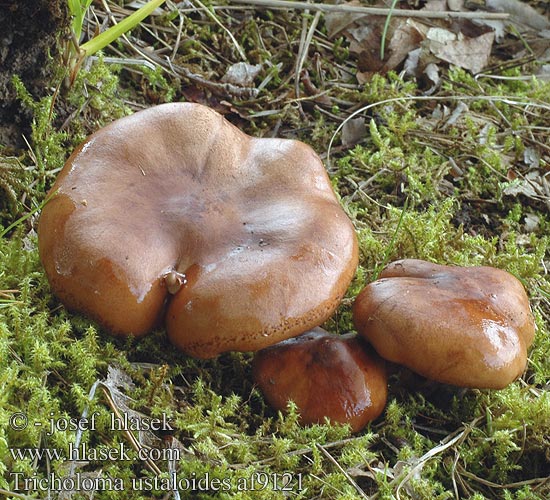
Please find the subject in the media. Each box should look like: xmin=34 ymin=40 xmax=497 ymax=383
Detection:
xmin=1 ymin=22 xmax=550 ymax=499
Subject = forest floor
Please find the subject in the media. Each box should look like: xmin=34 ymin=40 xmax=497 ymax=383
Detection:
xmin=1 ymin=0 xmax=550 ymax=499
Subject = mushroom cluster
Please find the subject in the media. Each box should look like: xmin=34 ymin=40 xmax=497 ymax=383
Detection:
xmin=252 ymin=258 xmax=535 ymax=432
xmin=38 ymin=103 xmax=358 ymax=358
xmin=38 ymin=104 xmax=536 ymax=434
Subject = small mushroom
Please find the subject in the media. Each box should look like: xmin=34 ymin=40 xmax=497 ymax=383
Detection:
xmin=252 ymin=327 xmax=388 ymax=432
xmin=352 ymin=259 xmax=536 ymax=389
xmin=38 ymin=103 xmax=358 ymax=358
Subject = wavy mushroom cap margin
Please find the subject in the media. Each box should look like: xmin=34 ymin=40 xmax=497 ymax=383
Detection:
xmin=38 ymin=103 xmax=358 ymax=358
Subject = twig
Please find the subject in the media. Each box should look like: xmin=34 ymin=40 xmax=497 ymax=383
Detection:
xmin=170 ymin=7 xmax=185 ymax=61
xmin=69 ymin=380 xmax=101 ymax=478
xmin=193 ymin=0 xmax=248 ymax=61
xmin=120 ymin=36 xmax=259 ymax=98
xmin=327 ymin=95 xmax=550 ymax=168
xmin=229 ymin=0 xmax=510 ymax=20
xmin=456 ymin=464 xmax=550 ymax=490
xmin=317 ymin=443 xmax=370 ymax=499
xmin=295 ymin=9 xmax=322 ymax=101
xmin=102 ymin=387 xmax=163 ymax=476
xmin=231 ymin=435 xmax=370 ymax=468
xmin=395 ymin=424 xmax=473 ymax=500
xmin=476 ymin=73 xmax=550 ymax=81
xmin=0 ymin=489 xmax=35 ymax=499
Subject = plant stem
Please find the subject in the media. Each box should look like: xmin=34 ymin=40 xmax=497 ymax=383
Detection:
xmin=80 ymin=0 xmax=167 ymax=56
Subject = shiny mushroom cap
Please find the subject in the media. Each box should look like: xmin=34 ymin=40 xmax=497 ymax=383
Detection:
xmin=38 ymin=103 xmax=358 ymax=358
xmin=352 ymin=259 xmax=536 ymax=389
xmin=252 ymin=327 xmax=388 ymax=432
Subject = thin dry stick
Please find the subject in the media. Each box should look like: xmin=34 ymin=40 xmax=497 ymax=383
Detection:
xmin=119 ymin=36 xmax=259 ymax=98
xmin=457 ymin=465 xmax=550 ymax=490
xmin=229 ymin=0 xmax=510 ymax=20
xmin=98 ymin=0 xmax=138 ymax=55
xmin=295 ymin=9 xmax=322 ymax=100
xmin=193 ymin=0 xmax=248 ymax=61
xmin=476 ymin=73 xmax=550 ymax=81
xmin=395 ymin=425 xmax=472 ymax=500
xmin=102 ymin=387 xmax=163 ymax=476
xmin=170 ymin=7 xmax=185 ymax=61
xmin=451 ymin=452 xmax=461 ymax=500
xmin=327 ymin=95 xmax=550 ymax=168
xmin=317 ymin=443 xmax=370 ymax=500
xmin=295 ymin=3 xmax=310 ymax=101
xmin=0 ymin=489 xmax=34 ymax=500
xmin=234 ymin=435 xmax=367 ymax=468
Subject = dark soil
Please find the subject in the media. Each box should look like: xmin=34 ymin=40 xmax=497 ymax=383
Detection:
xmin=0 ymin=0 xmax=68 ymax=149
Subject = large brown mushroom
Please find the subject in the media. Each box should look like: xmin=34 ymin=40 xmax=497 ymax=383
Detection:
xmin=252 ymin=328 xmax=388 ymax=432
xmin=38 ymin=103 xmax=358 ymax=358
xmin=352 ymin=259 xmax=536 ymax=389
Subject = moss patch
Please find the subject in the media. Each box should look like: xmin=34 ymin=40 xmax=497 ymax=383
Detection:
xmin=1 ymin=2 xmax=549 ymax=498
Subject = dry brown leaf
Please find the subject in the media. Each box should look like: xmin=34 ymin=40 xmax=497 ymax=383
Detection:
xmin=427 ymin=30 xmax=494 ymax=73
xmin=503 ymin=171 xmax=546 ymax=199
xmin=448 ymin=0 xmax=465 ymax=11
xmin=349 ymin=17 xmax=426 ymax=77
xmin=422 ymin=0 xmax=449 ymax=11
xmin=342 ymin=117 xmax=366 ymax=147
xmin=486 ymin=0 xmax=550 ymax=31
xmin=473 ymin=0 xmax=550 ymax=41
xmin=386 ymin=20 xmax=427 ymax=71
xmin=324 ymin=0 xmax=536 ymax=79
xmin=221 ymin=62 xmax=262 ymax=87
xmin=324 ymin=0 xmax=366 ymax=37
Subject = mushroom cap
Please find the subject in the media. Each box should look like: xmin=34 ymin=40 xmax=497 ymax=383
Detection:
xmin=252 ymin=327 xmax=388 ymax=432
xmin=352 ymin=259 xmax=536 ymax=389
xmin=38 ymin=103 xmax=358 ymax=358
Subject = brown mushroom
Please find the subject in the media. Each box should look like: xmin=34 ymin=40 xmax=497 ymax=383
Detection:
xmin=38 ymin=103 xmax=358 ymax=358
xmin=352 ymin=259 xmax=536 ymax=389
xmin=252 ymin=327 xmax=388 ymax=432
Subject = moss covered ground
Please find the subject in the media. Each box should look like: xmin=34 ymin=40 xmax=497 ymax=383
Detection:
xmin=0 ymin=1 xmax=549 ymax=498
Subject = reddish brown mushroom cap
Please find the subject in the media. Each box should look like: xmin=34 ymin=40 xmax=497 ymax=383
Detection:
xmin=252 ymin=328 xmax=388 ymax=432
xmin=352 ymin=259 xmax=536 ymax=389
xmin=38 ymin=103 xmax=358 ymax=358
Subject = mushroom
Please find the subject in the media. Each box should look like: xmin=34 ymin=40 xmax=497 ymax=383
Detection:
xmin=252 ymin=327 xmax=388 ymax=432
xmin=38 ymin=103 xmax=358 ymax=358
xmin=352 ymin=259 xmax=536 ymax=389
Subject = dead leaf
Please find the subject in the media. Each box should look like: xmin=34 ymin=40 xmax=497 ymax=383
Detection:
xmin=342 ymin=117 xmax=366 ymax=147
xmin=350 ymin=17 xmax=426 ymax=76
xmin=524 ymin=213 xmax=540 ymax=232
xmin=427 ymin=30 xmax=494 ymax=73
xmin=539 ymin=64 xmax=550 ymax=79
xmin=523 ymin=146 xmax=541 ymax=168
xmin=324 ymin=0 xmax=366 ymax=37
xmin=473 ymin=19 xmax=507 ymax=42
xmin=441 ymin=101 xmax=469 ymax=128
xmin=424 ymin=62 xmax=440 ymax=86
xmin=427 ymin=27 xmax=458 ymax=44
xmin=404 ymin=47 xmax=423 ymax=75
xmin=503 ymin=171 xmax=543 ymax=198
xmin=385 ymin=19 xmax=426 ymax=71
xmin=221 ymin=62 xmax=262 ymax=87
xmin=448 ymin=0 xmax=465 ymax=11
xmin=300 ymin=70 xmax=332 ymax=105
xmin=403 ymin=45 xmax=442 ymax=88
xmin=423 ymin=0 xmax=449 ymax=11
xmin=486 ymin=0 xmax=550 ymax=31
xmin=325 ymin=0 xmax=534 ymax=80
